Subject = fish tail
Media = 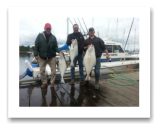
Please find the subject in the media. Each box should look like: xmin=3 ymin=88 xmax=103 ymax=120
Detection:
xmin=60 ymin=78 xmax=65 ymax=84
xmin=85 ymin=75 xmax=90 ymax=81
xmin=70 ymin=61 xmax=74 ymax=66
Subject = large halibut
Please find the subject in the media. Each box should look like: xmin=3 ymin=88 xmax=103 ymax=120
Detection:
xmin=58 ymin=53 xmax=67 ymax=83
xmin=83 ymin=44 xmax=96 ymax=81
xmin=69 ymin=39 xmax=78 ymax=66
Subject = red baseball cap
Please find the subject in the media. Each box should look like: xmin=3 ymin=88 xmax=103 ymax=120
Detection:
xmin=44 ymin=23 xmax=51 ymax=28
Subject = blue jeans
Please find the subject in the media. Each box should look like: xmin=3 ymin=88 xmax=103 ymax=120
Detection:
xmin=90 ymin=57 xmax=101 ymax=78
xmin=70 ymin=54 xmax=85 ymax=80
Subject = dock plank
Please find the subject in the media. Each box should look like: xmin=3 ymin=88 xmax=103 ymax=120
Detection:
xmin=74 ymin=82 xmax=113 ymax=106
xmin=90 ymin=80 xmax=139 ymax=106
xmin=100 ymin=79 xmax=139 ymax=97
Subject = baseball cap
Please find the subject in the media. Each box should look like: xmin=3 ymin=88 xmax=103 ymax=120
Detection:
xmin=89 ymin=27 xmax=95 ymax=32
xmin=45 ymin=23 xmax=51 ymax=28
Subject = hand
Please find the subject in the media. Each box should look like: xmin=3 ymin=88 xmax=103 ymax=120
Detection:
xmin=87 ymin=45 xmax=91 ymax=48
xmin=71 ymin=39 xmax=74 ymax=42
xmin=106 ymin=54 xmax=109 ymax=59
xmin=59 ymin=51 xmax=63 ymax=54
xmin=35 ymin=56 xmax=39 ymax=60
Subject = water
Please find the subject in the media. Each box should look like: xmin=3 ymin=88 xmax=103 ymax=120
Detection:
xmin=19 ymin=53 xmax=33 ymax=80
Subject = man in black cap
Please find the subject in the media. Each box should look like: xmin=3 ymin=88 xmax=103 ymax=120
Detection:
xmin=66 ymin=24 xmax=85 ymax=84
xmin=84 ymin=27 xmax=109 ymax=89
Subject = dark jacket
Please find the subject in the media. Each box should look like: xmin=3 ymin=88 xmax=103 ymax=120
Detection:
xmin=84 ymin=36 xmax=106 ymax=57
xmin=66 ymin=32 xmax=84 ymax=55
xmin=34 ymin=32 xmax=60 ymax=58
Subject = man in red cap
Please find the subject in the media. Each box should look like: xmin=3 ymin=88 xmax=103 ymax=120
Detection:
xmin=34 ymin=23 xmax=63 ymax=88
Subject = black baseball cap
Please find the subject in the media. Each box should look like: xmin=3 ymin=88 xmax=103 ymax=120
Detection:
xmin=89 ymin=27 xmax=95 ymax=32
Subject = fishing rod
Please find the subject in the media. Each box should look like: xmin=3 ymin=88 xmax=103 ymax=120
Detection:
xmin=73 ymin=17 xmax=78 ymax=24
xmin=77 ymin=18 xmax=87 ymax=38
xmin=124 ymin=17 xmax=135 ymax=50
xmin=69 ymin=18 xmax=73 ymax=26
xmin=82 ymin=18 xmax=89 ymax=35
xmin=77 ymin=18 xmax=84 ymax=35
xmin=73 ymin=17 xmax=81 ymax=33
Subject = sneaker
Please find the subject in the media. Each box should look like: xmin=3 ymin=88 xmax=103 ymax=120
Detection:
xmin=41 ymin=83 xmax=48 ymax=88
xmin=50 ymin=83 xmax=54 ymax=87
xmin=70 ymin=80 xmax=75 ymax=85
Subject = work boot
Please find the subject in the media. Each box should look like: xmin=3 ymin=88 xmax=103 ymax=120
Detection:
xmin=80 ymin=79 xmax=85 ymax=83
xmin=70 ymin=80 xmax=75 ymax=85
xmin=50 ymin=83 xmax=54 ymax=88
xmin=41 ymin=83 xmax=48 ymax=88
xmin=95 ymin=77 xmax=100 ymax=89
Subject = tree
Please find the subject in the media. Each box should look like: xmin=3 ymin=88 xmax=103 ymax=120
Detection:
xmin=31 ymin=46 xmax=35 ymax=52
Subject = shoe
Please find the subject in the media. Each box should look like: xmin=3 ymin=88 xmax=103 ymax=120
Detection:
xmin=80 ymin=79 xmax=85 ymax=83
xmin=70 ymin=80 xmax=75 ymax=85
xmin=41 ymin=83 xmax=48 ymax=88
xmin=95 ymin=77 xmax=100 ymax=89
xmin=50 ymin=83 xmax=54 ymax=87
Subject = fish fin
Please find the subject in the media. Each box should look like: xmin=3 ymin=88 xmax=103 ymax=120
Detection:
xmin=60 ymin=78 xmax=65 ymax=84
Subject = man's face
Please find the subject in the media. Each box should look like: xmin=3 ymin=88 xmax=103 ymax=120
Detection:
xmin=89 ymin=31 xmax=95 ymax=36
xmin=44 ymin=28 xmax=51 ymax=34
xmin=73 ymin=25 xmax=79 ymax=33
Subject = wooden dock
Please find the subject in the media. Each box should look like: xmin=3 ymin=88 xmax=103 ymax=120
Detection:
xmin=19 ymin=72 xmax=139 ymax=107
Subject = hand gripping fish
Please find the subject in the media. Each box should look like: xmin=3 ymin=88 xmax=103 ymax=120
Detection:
xmin=83 ymin=44 xmax=96 ymax=81
xmin=58 ymin=53 xmax=67 ymax=83
xmin=69 ymin=39 xmax=78 ymax=66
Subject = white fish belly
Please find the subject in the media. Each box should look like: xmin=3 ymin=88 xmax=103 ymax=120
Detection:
xmin=69 ymin=43 xmax=78 ymax=66
xmin=84 ymin=53 xmax=96 ymax=76
xmin=59 ymin=59 xmax=66 ymax=78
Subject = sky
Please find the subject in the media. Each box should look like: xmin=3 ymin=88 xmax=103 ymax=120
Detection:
xmin=19 ymin=17 xmax=139 ymax=50
xmin=8 ymin=6 xmax=151 ymax=118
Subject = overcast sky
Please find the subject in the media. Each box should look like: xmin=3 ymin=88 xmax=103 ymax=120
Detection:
xmin=19 ymin=17 xmax=139 ymax=50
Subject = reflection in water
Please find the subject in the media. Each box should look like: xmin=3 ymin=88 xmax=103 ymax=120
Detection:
xmin=75 ymin=83 xmax=86 ymax=105
xmin=60 ymin=90 xmax=66 ymax=104
xmin=50 ymin=88 xmax=57 ymax=106
xmin=41 ymin=88 xmax=48 ymax=106
xmin=70 ymin=85 xmax=76 ymax=106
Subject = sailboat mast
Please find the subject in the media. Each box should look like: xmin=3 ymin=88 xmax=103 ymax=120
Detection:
xmin=67 ymin=17 xmax=69 ymax=36
xmin=124 ymin=17 xmax=135 ymax=50
xmin=116 ymin=18 xmax=118 ymax=42
xmin=134 ymin=28 xmax=136 ymax=54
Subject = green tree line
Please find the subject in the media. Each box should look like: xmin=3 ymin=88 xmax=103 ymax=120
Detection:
xmin=19 ymin=45 xmax=35 ymax=52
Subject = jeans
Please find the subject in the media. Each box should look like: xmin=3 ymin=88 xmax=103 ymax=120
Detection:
xmin=70 ymin=54 xmax=85 ymax=80
xmin=90 ymin=57 xmax=101 ymax=78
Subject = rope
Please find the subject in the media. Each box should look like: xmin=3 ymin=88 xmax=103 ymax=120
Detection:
xmin=109 ymin=71 xmax=138 ymax=86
